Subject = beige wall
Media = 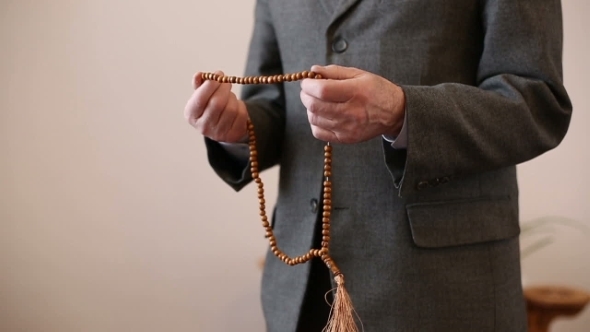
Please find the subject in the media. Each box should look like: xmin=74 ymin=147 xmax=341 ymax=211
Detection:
xmin=1 ymin=1 xmax=588 ymax=331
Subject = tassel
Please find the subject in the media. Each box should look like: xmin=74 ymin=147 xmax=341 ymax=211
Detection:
xmin=323 ymin=274 xmax=361 ymax=332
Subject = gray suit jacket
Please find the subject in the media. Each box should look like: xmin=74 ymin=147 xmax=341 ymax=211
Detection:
xmin=205 ymin=0 xmax=572 ymax=331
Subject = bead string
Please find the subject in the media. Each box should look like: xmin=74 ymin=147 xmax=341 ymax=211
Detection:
xmin=200 ymin=70 xmax=342 ymax=278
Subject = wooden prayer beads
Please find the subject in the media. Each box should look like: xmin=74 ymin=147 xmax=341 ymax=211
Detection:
xmin=200 ymin=70 xmax=322 ymax=85
xmin=200 ymin=70 xmax=341 ymax=278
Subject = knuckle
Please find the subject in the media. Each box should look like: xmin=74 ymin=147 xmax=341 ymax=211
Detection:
xmin=207 ymin=98 xmax=222 ymax=112
xmin=307 ymin=111 xmax=317 ymax=125
xmin=317 ymin=85 xmax=330 ymax=100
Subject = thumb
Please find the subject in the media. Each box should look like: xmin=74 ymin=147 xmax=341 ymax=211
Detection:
xmin=310 ymin=64 xmax=362 ymax=80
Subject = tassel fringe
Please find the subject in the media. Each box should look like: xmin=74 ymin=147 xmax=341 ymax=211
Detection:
xmin=323 ymin=274 xmax=361 ymax=332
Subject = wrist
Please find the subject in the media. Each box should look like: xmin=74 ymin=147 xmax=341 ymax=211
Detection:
xmin=384 ymin=84 xmax=406 ymax=137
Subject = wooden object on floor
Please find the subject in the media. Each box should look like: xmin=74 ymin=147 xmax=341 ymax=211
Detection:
xmin=525 ymin=285 xmax=590 ymax=332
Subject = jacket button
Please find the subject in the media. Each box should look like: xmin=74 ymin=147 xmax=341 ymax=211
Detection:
xmin=416 ymin=181 xmax=429 ymax=190
xmin=332 ymin=37 xmax=348 ymax=53
xmin=310 ymin=198 xmax=319 ymax=213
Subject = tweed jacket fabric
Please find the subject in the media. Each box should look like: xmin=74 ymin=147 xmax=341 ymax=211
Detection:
xmin=204 ymin=0 xmax=572 ymax=331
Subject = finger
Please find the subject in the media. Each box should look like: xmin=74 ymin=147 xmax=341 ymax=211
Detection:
xmin=309 ymin=124 xmax=338 ymax=143
xmin=199 ymin=83 xmax=232 ymax=134
xmin=185 ymin=71 xmax=226 ymax=124
xmin=226 ymin=98 xmax=249 ymax=143
xmin=307 ymin=109 xmax=338 ymax=130
xmin=300 ymin=90 xmax=346 ymax=119
xmin=301 ymin=75 xmax=355 ymax=103
xmin=192 ymin=72 xmax=204 ymax=89
xmin=311 ymin=64 xmax=363 ymax=80
xmin=215 ymin=94 xmax=240 ymax=142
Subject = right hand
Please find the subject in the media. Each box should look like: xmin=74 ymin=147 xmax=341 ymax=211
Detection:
xmin=184 ymin=71 xmax=249 ymax=143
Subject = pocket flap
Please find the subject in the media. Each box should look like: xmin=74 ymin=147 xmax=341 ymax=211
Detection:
xmin=406 ymin=196 xmax=520 ymax=248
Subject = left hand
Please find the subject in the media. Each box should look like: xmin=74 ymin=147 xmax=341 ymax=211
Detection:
xmin=300 ymin=65 xmax=406 ymax=144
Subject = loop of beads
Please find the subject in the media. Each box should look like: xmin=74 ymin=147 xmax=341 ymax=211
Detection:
xmin=200 ymin=71 xmax=340 ymax=276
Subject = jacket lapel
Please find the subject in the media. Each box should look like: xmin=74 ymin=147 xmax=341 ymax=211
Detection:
xmin=317 ymin=0 xmax=338 ymax=18
xmin=327 ymin=0 xmax=361 ymax=27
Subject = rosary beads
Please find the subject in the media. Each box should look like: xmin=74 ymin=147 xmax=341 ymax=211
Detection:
xmin=200 ymin=70 xmax=342 ymax=278
xmin=200 ymin=70 xmax=322 ymax=85
xmin=200 ymin=70 xmax=359 ymax=332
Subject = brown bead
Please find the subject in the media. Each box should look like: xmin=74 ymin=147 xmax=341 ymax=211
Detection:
xmin=316 ymin=74 xmax=323 ymax=79
xmin=323 ymin=181 xmax=332 ymax=187
xmin=324 ymin=171 xmax=332 ymax=177
xmin=253 ymin=77 xmax=259 ymax=84
xmin=323 ymin=199 xmax=331 ymax=205
xmin=322 ymin=224 xmax=330 ymax=229
xmin=322 ymin=229 xmax=330 ymax=236
xmin=277 ymin=75 xmax=284 ymax=83
xmin=301 ymin=70 xmax=309 ymax=78
xmin=323 ymin=205 xmax=331 ymax=211
xmin=323 ymin=211 xmax=331 ymax=217
xmin=260 ymin=76 xmax=267 ymax=84
xmin=296 ymin=72 xmax=302 ymax=80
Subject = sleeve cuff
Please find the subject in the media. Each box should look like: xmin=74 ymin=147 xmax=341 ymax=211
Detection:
xmin=219 ymin=142 xmax=250 ymax=160
xmin=383 ymin=114 xmax=408 ymax=149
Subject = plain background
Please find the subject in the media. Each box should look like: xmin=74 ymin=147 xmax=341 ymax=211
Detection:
xmin=1 ymin=0 xmax=588 ymax=331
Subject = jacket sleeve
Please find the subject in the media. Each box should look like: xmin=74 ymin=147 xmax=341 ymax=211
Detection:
xmin=386 ymin=0 xmax=572 ymax=198
xmin=205 ymin=0 xmax=286 ymax=191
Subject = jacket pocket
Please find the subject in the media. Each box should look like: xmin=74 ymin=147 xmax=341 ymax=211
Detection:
xmin=406 ymin=196 xmax=520 ymax=248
